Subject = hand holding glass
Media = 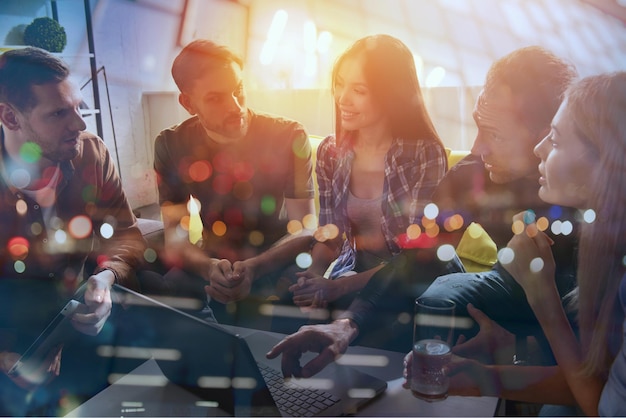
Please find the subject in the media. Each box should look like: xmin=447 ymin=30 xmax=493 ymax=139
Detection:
xmin=411 ymin=297 xmax=455 ymax=401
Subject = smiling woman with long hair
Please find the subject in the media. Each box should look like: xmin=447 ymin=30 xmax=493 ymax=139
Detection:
xmin=289 ymin=34 xmax=448 ymax=310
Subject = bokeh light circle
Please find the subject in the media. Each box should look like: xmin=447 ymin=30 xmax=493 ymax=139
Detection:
xmin=295 ymin=252 xmax=313 ymax=269
xmin=436 ymin=244 xmax=456 ymax=262
xmin=498 ymin=247 xmax=515 ymax=264
xmin=69 ymin=216 xmax=92 ymax=239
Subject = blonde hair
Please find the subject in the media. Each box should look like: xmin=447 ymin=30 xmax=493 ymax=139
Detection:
xmin=566 ymin=72 xmax=626 ymax=376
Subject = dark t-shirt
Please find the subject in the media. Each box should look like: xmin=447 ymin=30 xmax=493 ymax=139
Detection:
xmin=154 ymin=110 xmax=314 ymax=261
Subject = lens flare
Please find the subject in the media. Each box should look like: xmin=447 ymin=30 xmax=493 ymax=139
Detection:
xmin=16 ymin=199 xmax=28 ymax=215
xmin=100 ymin=223 xmax=114 ymax=239
xmin=423 ymin=203 xmax=439 ymax=219
xmin=144 ymin=248 xmax=157 ymax=263
xmin=295 ymin=252 xmax=313 ymax=269
xmin=55 ymin=229 xmax=67 ymax=244
xmin=248 ymin=230 xmax=264 ymax=246
xmin=20 ymin=142 xmax=42 ymax=163
xmin=583 ymin=209 xmax=596 ymax=223
xmin=536 ymin=217 xmax=549 ymax=231
xmin=260 ymin=195 xmax=276 ymax=215
xmin=512 ymin=220 xmax=525 ymax=235
xmin=8 ymin=237 xmax=29 ymax=259
xmin=497 ymin=247 xmax=515 ymax=265
xmin=10 ymin=168 xmax=31 ymax=189
xmin=303 ymin=214 xmax=318 ymax=230
xmin=14 ymin=260 xmax=26 ymax=273
xmin=69 ymin=216 xmax=92 ymax=239
xmin=314 ymin=224 xmax=339 ymax=242
xmin=436 ymin=244 xmax=456 ymax=262
xmin=529 ymin=257 xmax=544 ymax=273
xmin=212 ymin=221 xmax=227 ymax=237
xmin=560 ymin=220 xmax=573 ymax=236
xmin=287 ymin=220 xmax=303 ymax=235
xmin=406 ymin=224 xmax=421 ymax=240
xmin=188 ymin=160 xmax=212 ymax=182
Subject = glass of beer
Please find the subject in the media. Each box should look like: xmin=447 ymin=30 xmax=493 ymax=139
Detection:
xmin=410 ymin=297 xmax=455 ymax=401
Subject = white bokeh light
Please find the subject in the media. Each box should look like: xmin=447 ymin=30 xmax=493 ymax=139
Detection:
xmin=10 ymin=168 xmax=31 ymax=189
xmin=436 ymin=244 xmax=456 ymax=262
xmin=55 ymin=229 xmax=67 ymax=244
xmin=100 ymin=223 xmax=114 ymax=239
xmin=498 ymin=247 xmax=515 ymax=264
xmin=423 ymin=203 xmax=439 ymax=219
xmin=561 ymin=220 xmax=573 ymax=236
xmin=295 ymin=252 xmax=313 ymax=269
xmin=583 ymin=209 xmax=596 ymax=223
xmin=529 ymin=257 xmax=544 ymax=273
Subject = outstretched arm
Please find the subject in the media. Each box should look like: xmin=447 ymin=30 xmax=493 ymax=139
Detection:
xmin=290 ymin=264 xmax=385 ymax=309
xmin=266 ymin=319 xmax=359 ymax=378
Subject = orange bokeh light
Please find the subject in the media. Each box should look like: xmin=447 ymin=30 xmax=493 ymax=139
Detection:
xmin=188 ymin=160 xmax=212 ymax=182
xmin=8 ymin=236 xmax=29 ymax=260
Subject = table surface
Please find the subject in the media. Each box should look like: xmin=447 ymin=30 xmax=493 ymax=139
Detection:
xmin=68 ymin=325 xmax=499 ymax=417
xmin=340 ymin=343 xmax=499 ymax=417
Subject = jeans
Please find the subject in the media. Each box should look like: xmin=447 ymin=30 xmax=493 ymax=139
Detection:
xmin=420 ymin=265 xmax=577 ymax=365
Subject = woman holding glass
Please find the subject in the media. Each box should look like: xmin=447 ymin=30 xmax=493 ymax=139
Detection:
xmin=289 ymin=34 xmax=447 ymax=310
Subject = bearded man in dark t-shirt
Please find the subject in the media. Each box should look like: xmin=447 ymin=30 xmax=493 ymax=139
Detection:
xmin=151 ymin=40 xmax=315 ymax=325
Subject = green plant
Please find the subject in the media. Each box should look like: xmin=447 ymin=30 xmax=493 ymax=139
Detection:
xmin=23 ymin=17 xmax=67 ymax=53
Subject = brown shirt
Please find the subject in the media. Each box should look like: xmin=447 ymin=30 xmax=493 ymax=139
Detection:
xmin=0 ymin=128 xmax=146 ymax=289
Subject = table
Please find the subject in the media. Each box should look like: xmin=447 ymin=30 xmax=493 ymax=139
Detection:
xmin=231 ymin=326 xmax=500 ymax=417
xmin=69 ymin=324 xmax=498 ymax=417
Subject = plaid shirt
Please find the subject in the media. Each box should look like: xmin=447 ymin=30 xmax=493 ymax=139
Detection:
xmin=316 ymin=134 xmax=447 ymax=278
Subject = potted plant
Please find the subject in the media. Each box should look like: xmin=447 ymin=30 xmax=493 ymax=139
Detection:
xmin=23 ymin=17 xmax=67 ymax=53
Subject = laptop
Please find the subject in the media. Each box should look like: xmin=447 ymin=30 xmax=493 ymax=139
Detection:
xmin=67 ymin=284 xmax=387 ymax=417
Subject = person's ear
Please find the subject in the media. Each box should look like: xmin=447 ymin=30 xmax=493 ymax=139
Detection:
xmin=0 ymin=103 xmax=21 ymax=130
xmin=178 ymin=93 xmax=196 ymax=116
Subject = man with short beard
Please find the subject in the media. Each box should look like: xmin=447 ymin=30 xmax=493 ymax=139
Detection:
xmin=152 ymin=40 xmax=315 ymax=325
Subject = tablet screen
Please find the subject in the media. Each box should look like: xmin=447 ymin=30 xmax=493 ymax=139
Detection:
xmin=8 ymin=299 xmax=81 ymax=382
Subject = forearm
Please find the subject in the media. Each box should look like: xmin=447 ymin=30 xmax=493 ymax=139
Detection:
xmin=333 ymin=265 xmax=385 ymax=297
xmin=247 ymin=234 xmax=313 ymax=280
xmin=307 ymin=240 xmax=342 ymax=276
xmin=333 ymin=318 xmax=360 ymax=346
xmin=495 ymin=365 xmax=577 ymax=405
xmin=97 ymin=223 xmax=146 ymax=288
xmin=529 ymin=296 xmax=603 ymax=416
xmin=164 ymin=234 xmax=215 ymax=279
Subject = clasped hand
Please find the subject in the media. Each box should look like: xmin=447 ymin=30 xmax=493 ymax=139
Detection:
xmin=289 ymin=271 xmax=339 ymax=309
xmin=204 ymin=258 xmax=254 ymax=303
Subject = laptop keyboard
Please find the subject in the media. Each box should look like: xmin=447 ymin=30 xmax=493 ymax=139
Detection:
xmin=258 ymin=363 xmax=340 ymax=417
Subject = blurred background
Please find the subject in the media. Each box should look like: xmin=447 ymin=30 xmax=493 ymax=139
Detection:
xmin=1 ymin=0 xmax=625 ymax=211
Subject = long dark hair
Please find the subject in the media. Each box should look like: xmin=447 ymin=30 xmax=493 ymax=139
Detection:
xmin=331 ymin=34 xmax=443 ymax=149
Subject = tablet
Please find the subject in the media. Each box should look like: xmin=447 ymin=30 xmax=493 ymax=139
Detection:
xmin=8 ymin=299 xmax=81 ymax=382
